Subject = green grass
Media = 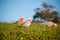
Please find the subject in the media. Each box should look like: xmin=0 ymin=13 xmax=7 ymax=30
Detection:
xmin=0 ymin=22 xmax=60 ymax=40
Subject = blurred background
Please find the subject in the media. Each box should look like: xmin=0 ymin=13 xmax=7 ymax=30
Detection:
xmin=0 ymin=0 xmax=60 ymax=23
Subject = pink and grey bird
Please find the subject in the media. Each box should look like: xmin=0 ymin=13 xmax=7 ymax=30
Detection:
xmin=18 ymin=17 xmax=24 ymax=25
xmin=23 ymin=18 xmax=32 ymax=28
xmin=42 ymin=22 xmax=57 ymax=27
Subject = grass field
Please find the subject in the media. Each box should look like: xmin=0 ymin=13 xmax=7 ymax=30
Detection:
xmin=0 ymin=22 xmax=60 ymax=40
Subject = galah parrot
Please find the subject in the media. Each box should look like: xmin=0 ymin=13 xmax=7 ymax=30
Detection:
xmin=23 ymin=18 xmax=32 ymax=29
xmin=18 ymin=17 xmax=24 ymax=25
xmin=42 ymin=22 xmax=57 ymax=27
xmin=49 ymin=22 xmax=57 ymax=27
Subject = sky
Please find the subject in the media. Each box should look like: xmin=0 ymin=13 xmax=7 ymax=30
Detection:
xmin=0 ymin=0 xmax=60 ymax=22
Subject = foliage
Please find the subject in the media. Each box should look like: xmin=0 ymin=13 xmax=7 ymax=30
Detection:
xmin=0 ymin=22 xmax=60 ymax=40
xmin=33 ymin=2 xmax=60 ymax=23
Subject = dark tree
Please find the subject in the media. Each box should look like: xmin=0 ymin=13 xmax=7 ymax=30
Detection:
xmin=33 ymin=2 xmax=60 ymax=23
xmin=51 ymin=11 xmax=59 ymax=23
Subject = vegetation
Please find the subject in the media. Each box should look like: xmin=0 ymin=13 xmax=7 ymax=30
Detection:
xmin=0 ymin=22 xmax=60 ymax=40
xmin=33 ymin=2 xmax=60 ymax=23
